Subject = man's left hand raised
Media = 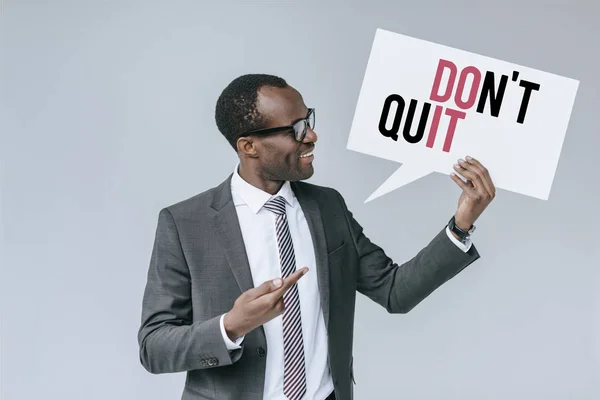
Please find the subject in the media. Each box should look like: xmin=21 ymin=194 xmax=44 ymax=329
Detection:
xmin=450 ymin=155 xmax=496 ymax=230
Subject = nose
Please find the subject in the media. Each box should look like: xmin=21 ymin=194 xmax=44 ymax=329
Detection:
xmin=303 ymin=126 xmax=318 ymax=143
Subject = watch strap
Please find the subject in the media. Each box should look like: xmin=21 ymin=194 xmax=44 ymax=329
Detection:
xmin=448 ymin=216 xmax=475 ymax=241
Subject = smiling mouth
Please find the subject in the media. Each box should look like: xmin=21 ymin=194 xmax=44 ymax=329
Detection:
xmin=299 ymin=150 xmax=314 ymax=158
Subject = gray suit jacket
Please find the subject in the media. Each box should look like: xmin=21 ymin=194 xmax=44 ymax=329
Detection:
xmin=138 ymin=174 xmax=480 ymax=400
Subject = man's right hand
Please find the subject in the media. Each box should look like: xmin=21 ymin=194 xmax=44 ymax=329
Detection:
xmin=223 ymin=266 xmax=309 ymax=341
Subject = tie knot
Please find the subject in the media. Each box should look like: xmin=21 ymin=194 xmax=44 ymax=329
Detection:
xmin=263 ymin=196 xmax=287 ymax=215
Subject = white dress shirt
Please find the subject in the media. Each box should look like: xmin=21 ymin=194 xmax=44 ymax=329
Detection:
xmin=218 ymin=164 xmax=471 ymax=399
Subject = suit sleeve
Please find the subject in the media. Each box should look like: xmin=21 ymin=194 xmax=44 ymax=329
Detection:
xmin=137 ymin=208 xmax=243 ymax=374
xmin=335 ymin=191 xmax=480 ymax=314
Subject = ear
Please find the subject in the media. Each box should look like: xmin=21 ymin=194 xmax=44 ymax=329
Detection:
xmin=237 ymin=137 xmax=259 ymax=158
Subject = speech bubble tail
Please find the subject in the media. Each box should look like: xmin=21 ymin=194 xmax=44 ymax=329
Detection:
xmin=365 ymin=164 xmax=433 ymax=203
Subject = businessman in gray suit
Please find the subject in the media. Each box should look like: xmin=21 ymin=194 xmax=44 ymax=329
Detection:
xmin=138 ymin=74 xmax=496 ymax=400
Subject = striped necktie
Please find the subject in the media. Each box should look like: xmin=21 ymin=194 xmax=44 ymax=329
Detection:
xmin=263 ymin=196 xmax=307 ymax=400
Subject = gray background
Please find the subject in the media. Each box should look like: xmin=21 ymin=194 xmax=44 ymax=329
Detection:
xmin=1 ymin=1 xmax=599 ymax=399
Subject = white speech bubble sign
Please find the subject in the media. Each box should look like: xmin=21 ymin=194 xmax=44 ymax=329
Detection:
xmin=348 ymin=29 xmax=580 ymax=203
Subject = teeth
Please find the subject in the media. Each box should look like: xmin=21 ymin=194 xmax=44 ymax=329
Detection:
xmin=300 ymin=151 xmax=313 ymax=158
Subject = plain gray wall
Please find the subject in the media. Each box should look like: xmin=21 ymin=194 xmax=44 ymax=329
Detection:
xmin=2 ymin=1 xmax=599 ymax=399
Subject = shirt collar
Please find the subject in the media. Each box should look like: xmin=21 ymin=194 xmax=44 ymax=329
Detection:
xmin=231 ymin=163 xmax=296 ymax=214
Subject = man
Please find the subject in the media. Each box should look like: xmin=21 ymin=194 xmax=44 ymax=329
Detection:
xmin=138 ymin=74 xmax=495 ymax=400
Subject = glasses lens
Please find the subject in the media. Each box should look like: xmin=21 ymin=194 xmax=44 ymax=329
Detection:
xmin=308 ymin=109 xmax=315 ymax=129
xmin=293 ymin=120 xmax=307 ymax=141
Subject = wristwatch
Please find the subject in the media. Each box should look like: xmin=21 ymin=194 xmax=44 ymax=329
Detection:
xmin=447 ymin=216 xmax=475 ymax=243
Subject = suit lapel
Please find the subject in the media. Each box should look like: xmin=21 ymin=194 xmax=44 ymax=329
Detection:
xmin=292 ymin=182 xmax=331 ymax=330
xmin=212 ymin=176 xmax=268 ymax=344
xmin=212 ymin=174 xmax=256 ymax=294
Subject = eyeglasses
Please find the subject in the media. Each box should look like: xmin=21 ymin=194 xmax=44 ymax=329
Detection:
xmin=240 ymin=108 xmax=315 ymax=142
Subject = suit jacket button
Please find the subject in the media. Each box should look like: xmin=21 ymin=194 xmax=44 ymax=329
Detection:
xmin=257 ymin=347 xmax=266 ymax=357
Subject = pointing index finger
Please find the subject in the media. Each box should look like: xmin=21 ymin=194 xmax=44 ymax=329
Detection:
xmin=245 ymin=277 xmax=283 ymax=300
xmin=271 ymin=267 xmax=309 ymax=299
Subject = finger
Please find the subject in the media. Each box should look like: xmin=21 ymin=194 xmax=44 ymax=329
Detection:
xmin=454 ymin=159 xmax=487 ymax=195
xmin=275 ymin=297 xmax=285 ymax=314
xmin=280 ymin=267 xmax=309 ymax=292
xmin=246 ymin=277 xmax=284 ymax=300
xmin=450 ymin=172 xmax=472 ymax=192
xmin=465 ymin=156 xmax=494 ymax=192
xmin=465 ymin=156 xmax=495 ymax=197
xmin=269 ymin=267 xmax=309 ymax=300
xmin=452 ymin=161 xmax=480 ymax=191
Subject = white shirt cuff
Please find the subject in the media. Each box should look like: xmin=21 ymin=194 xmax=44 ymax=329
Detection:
xmin=445 ymin=226 xmax=472 ymax=253
xmin=219 ymin=313 xmax=244 ymax=350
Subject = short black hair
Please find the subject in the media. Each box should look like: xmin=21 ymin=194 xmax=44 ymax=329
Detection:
xmin=215 ymin=73 xmax=288 ymax=151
